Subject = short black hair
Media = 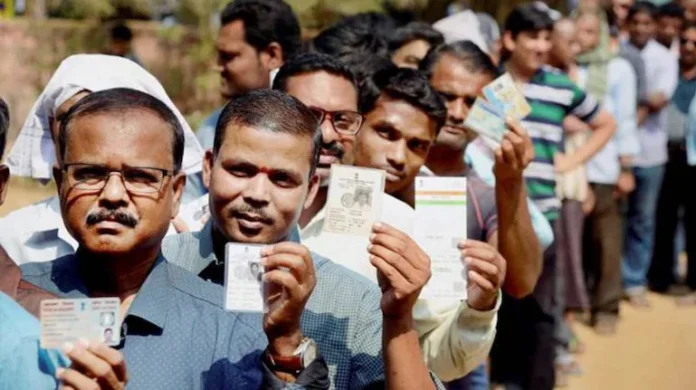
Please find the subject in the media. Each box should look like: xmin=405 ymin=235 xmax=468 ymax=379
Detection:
xmin=388 ymin=22 xmax=444 ymax=52
xmin=272 ymin=52 xmax=357 ymax=94
xmin=310 ymin=13 xmax=396 ymax=60
xmin=683 ymin=20 xmax=696 ymax=32
xmin=220 ymin=0 xmax=302 ymax=61
xmin=504 ymin=4 xmax=555 ymax=38
xmin=657 ymin=2 xmax=685 ymax=20
xmin=359 ymin=66 xmax=447 ymax=132
xmin=213 ymin=89 xmax=321 ymax=176
xmin=628 ymin=2 xmax=659 ymax=22
xmin=420 ymin=41 xmax=500 ymax=80
xmin=111 ymin=23 xmax=133 ymax=42
xmin=58 ymin=88 xmax=185 ymax=172
xmin=342 ymin=51 xmax=395 ymax=86
xmin=0 ymin=98 xmax=8 ymax=161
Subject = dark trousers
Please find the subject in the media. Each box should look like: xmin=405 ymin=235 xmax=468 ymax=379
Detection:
xmin=583 ymin=184 xmax=623 ymax=316
xmin=490 ymin=222 xmax=557 ymax=390
xmin=649 ymin=143 xmax=696 ymax=291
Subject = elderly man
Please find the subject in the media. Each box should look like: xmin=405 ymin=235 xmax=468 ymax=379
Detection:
xmin=164 ymin=89 xmax=443 ymax=390
xmin=21 ymin=88 xmax=330 ymax=389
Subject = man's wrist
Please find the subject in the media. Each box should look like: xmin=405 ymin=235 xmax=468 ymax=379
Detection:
xmin=268 ymin=329 xmax=303 ymax=357
xmin=468 ymin=292 xmax=499 ymax=311
xmin=383 ymin=315 xmax=415 ymax=335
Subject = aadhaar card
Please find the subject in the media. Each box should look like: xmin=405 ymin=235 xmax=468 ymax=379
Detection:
xmin=413 ymin=177 xmax=468 ymax=301
xmin=323 ymin=165 xmax=385 ymax=237
xmin=464 ymin=98 xmax=507 ymax=145
xmin=224 ymin=243 xmax=266 ymax=313
xmin=40 ymin=298 xmax=121 ymax=349
xmin=483 ymin=73 xmax=532 ymax=120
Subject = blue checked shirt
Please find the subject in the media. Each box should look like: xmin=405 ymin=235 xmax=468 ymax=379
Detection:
xmin=21 ymin=253 xmax=329 ymax=390
xmin=163 ymin=222 xmax=446 ymax=390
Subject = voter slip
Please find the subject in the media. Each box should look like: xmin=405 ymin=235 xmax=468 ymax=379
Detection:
xmin=323 ymin=165 xmax=385 ymax=237
xmin=40 ymin=298 xmax=121 ymax=349
xmin=224 ymin=243 xmax=267 ymax=313
xmin=413 ymin=177 xmax=468 ymax=300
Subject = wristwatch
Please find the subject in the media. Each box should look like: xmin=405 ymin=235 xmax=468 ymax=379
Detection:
xmin=265 ymin=337 xmax=318 ymax=374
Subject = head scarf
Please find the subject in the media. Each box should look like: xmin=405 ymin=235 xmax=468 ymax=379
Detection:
xmin=573 ymin=7 xmax=614 ymax=103
xmin=5 ymin=54 xmax=204 ymax=179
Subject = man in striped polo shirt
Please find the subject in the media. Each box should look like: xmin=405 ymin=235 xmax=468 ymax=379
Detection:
xmin=491 ymin=4 xmax=617 ymax=390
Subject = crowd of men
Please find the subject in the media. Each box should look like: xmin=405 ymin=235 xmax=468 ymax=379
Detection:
xmin=0 ymin=0 xmax=694 ymax=388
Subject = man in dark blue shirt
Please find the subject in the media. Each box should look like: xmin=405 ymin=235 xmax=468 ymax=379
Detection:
xmin=21 ymin=88 xmax=329 ymax=389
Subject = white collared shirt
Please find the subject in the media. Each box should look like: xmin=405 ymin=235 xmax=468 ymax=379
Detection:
xmin=300 ymin=192 xmax=498 ymax=381
xmin=0 ymin=196 xmax=177 ymax=265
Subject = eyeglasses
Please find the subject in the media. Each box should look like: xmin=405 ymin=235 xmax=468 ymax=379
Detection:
xmin=63 ymin=164 xmax=173 ymax=195
xmin=309 ymin=106 xmax=364 ymax=135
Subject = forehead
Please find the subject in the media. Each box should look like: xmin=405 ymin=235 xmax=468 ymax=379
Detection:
xmin=218 ymin=124 xmax=313 ymax=175
xmin=431 ymin=54 xmax=492 ymax=97
xmin=65 ymin=110 xmax=174 ymax=167
xmin=396 ymin=39 xmax=431 ymax=55
xmin=554 ymin=20 xmax=576 ymax=37
xmin=631 ymin=11 xmax=655 ymax=22
xmin=217 ymin=20 xmax=250 ymax=51
xmin=285 ymin=71 xmax=358 ymax=111
xmin=576 ymin=14 xmax=600 ymax=29
xmin=366 ymin=95 xmax=436 ymax=141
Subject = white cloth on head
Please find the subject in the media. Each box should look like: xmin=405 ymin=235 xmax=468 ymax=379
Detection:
xmin=433 ymin=10 xmax=489 ymax=53
xmin=5 ymin=54 xmax=204 ymax=179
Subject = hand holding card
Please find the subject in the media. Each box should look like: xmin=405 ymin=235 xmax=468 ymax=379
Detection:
xmin=483 ymin=73 xmax=531 ymax=120
xmin=57 ymin=340 xmax=128 ymax=390
xmin=40 ymin=298 xmax=121 ymax=349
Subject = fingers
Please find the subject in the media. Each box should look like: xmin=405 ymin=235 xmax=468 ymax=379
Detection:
xmin=57 ymin=368 xmax=100 ymax=390
xmin=62 ymin=341 xmax=121 ymax=390
xmin=457 ymin=239 xmax=492 ymax=250
xmin=172 ymin=216 xmax=189 ymax=233
xmin=88 ymin=343 xmax=127 ymax=383
xmin=468 ymin=270 xmax=496 ymax=292
xmin=263 ymin=253 xmax=308 ymax=283
xmin=263 ymin=269 xmax=303 ymax=301
xmin=465 ymin=258 xmax=500 ymax=277
xmin=368 ymin=243 xmax=420 ymax=283
xmin=370 ymin=255 xmax=418 ymax=298
xmin=261 ymin=243 xmax=315 ymax=280
xmin=371 ymin=222 xmax=409 ymax=242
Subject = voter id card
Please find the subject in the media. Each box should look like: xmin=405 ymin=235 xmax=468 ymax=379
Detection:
xmin=40 ymin=298 xmax=121 ymax=349
xmin=224 ymin=242 xmax=266 ymax=313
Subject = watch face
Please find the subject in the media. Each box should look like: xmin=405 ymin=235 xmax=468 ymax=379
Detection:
xmin=301 ymin=339 xmax=318 ymax=368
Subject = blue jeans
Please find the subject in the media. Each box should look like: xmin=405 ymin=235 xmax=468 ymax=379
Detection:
xmin=446 ymin=364 xmax=488 ymax=390
xmin=622 ymin=165 xmax=666 ymax=291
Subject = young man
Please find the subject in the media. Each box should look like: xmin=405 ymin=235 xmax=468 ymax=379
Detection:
xmin=273 ymin=53 xmax=503 ymax=381
xmin=622 ymin=1 xmax=679 ymax=308
xmin=492 ymin=5 xmax=617 ymax=389
xmin=417 ymin=40 xmax=541 ymax=389
xmin=650 ymin=21 xmax=696 ymax=301
xmin=21 ymin=89 xmax=329 ymax=389
xmin=655 ymin=2 xmax=685 ymax=54
xmin=164 ymin=89 xmax=444 ymax=390
xmin=197 ymin=0 xmax=302 ymax=150
xmin=389 ymin=22 xmax=444 ymax=69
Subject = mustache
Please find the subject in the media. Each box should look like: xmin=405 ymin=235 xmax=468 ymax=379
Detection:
xmin=85 ymin=209 xmax=139 ymax=228
xmin=321 ymin=141 xmax=345 ymax=161
xmin=229 ymin=204 xmax=273 ymax=224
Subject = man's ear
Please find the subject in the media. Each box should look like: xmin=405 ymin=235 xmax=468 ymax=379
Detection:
xmin=53 ymin=166 xmax=64 ymax=193
xmin=0 ymin=165 xmax=9 ymax=206
xmin=303 ymin=172 xmax=320 ymax=210
xmin=260 ymin=42 xmax=284 ymax=72
xmin=502 ymin=31 xmax=516 ymax=54
xmin=170 ymin=172 xmax=187 ymax=219
xmin=203 ymin=150 xmax=214 ymax=190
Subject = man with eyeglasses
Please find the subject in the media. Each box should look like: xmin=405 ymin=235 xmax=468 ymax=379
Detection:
xmin=20 ymin=88 xmax=331 ymax=389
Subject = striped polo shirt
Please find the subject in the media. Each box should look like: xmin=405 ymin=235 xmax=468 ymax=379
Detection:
xmin=520 ymin=66 xmax=600 ymax=221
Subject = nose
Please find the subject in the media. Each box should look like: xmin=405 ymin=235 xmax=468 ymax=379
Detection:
xmin=320 ymin=116 xmax=340 ymax=145
xmin=448 ymin=98 xmax=466 ymax=124
xmin=386 ymin=140 xmax=407 ymax=171
xmin=98 ymin=173 xmax=129 ymax=208
xmin=243 ymin=174 xmax=271 ymax=207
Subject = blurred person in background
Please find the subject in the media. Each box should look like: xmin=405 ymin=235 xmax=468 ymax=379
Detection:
xmin=491 ymin=5 xmax=616 ymax=389
xmin=574 ymin=4 xmax=640 ymax=336
xmin=106 ymin=22 xmax=142 ymax=66
xmin=650 ymin=21 xmax=696 ymax=302
xmin=682 ymin=0 xmax=696 ymax=21
xmin=655 ymin=2 xmax=686 ymax=54
xmin=1 ymin=55 xmax=206 ymax=265
xmin=196 ymin=0 xmax=302 ymax=151
xmin=621 ymin=1 xmax=679 ymax=309
xmin=389 ymin=22 xmax=444 ymax=69
xmin=612 ymin=0 xmax=635 ymax=38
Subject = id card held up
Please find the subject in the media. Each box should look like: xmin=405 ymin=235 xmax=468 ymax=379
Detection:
xmin=40 ymin=298 xmax=121 ymax=349
xmin=224 ymin=243 xmax=266 ymax=313
xmin=323 ymin=165 xmax=385 ymax=237
xmin=414 ymin=177 xmax=468 ymax=300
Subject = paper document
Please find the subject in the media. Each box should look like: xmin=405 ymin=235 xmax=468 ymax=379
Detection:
xmin=323 ymin=165 xmax=385 ymax=236
xmin=224 ymin=243 xmax=266 ymax=313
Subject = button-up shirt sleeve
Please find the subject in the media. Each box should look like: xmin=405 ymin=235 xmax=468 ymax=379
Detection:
xmin=613 ymin=58 xmax=641 ymax=157
xmin=413 ymin=295 xmax=501 ymax=381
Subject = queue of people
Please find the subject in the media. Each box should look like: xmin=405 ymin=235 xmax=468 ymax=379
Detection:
xmin=0 ymin=0 xmax=694 ymax=389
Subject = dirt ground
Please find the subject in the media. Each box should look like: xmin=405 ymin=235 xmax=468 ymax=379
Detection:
xmin=2 ymin=178 xmax=695 ymax=389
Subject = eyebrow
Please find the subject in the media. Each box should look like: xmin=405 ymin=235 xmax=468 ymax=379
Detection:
xmin=222 ymin=158 xmax=305 ymax=182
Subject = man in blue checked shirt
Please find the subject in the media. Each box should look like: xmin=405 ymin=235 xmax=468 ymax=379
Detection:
xmin=164 ymin=89 xmax=445 ymax=390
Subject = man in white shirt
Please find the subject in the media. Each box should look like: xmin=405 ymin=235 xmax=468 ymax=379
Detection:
xmin=272 ymin=53 xmax=503 ymax=381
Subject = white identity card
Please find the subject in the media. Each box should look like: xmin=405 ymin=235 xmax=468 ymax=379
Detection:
xmin=40 ymin=298 xmax=121 ymax=349
xmin=323 ymin=165 xmax=385 ymax=236
xmin=482 ymin=73 xmax=532 ymax=120
xmin=464 ymin=98 xmax=507 ymax=146
xmin=224 ymin=243 xmax=266 ymax=313
xmin=414 ymin=177 xmax=468 ymax=300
